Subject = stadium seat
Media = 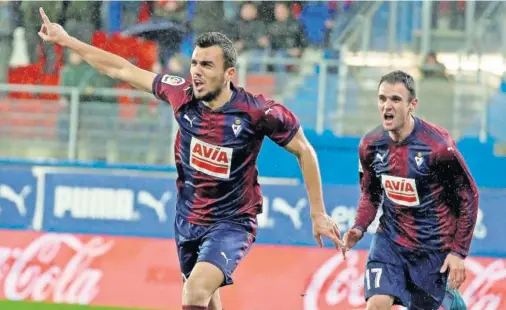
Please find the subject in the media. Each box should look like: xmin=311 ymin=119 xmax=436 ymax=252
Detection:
xmin=116 ymin=83 xmax=140 ymax=120
xmin=4 ymin=99 xmax=59 ymax=140
xmin=39 ymin=74 xmax=61 ymax=100
xmin=137 ymin=40 xmax=158 ymax=70
xmin=299 ymin=3 xmax=330 ymax=46
xmin=108 ymin=33 xmax=140 ymax=61
xmin=91 ymin=30 xmax=108 ymax=49
xmin=7 ymin=65 xmax=41 ymax=99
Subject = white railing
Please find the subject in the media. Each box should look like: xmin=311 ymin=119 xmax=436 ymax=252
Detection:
xmin=0 ymin=59 xmax=494 ymax=164
xmin=0 ymin=84 xmax=175 ymax=165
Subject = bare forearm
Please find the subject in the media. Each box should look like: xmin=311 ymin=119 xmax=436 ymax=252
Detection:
xmin=63 ymin=36 xmax=131 ymax=80
xmin=297 ymin=145 xmax=326 ymax=216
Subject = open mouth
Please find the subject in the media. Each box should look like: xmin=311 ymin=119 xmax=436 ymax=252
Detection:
xmin=193 ymin=79 xmax=204 ymax=90
xmin=384 ymin=113 xmax=394 ymax=121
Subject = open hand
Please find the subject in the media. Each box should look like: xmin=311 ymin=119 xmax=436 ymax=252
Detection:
xmin=38 ymin=7 xmax=70 ymax=46
xmin=440 ymin=253 xmax=466 ymax=289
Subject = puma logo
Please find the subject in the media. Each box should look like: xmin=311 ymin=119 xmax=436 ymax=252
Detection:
xmin=184 ymin=114 xmax=196 ymax=127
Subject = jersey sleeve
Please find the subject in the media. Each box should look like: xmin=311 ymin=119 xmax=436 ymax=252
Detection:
xmin=352 ymin=138 xmax=382 ymax=233
xmin=438 ymin=137 xmax=479 ymax=258
xmin=260 ymin=101 xmax=301 ymax=147
xmin=151 ymin=73 xmax=191 ymax=111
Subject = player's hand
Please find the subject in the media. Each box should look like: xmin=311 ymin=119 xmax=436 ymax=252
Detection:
xmin=341 ymin=228 xmax=363 ymax=258
xmin=38 ymin=7 xmax=70 ymax=46
xmin=311 ymin=213 xmax=344 ymax=251
xmin=440 ymin=253 xmax=466 ymax=289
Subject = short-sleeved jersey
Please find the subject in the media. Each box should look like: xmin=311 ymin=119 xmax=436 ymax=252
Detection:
xmin=152 ymin=74 xmax=300 ymax=225
xmin=353 ymin=116 xmax=479 ymax=258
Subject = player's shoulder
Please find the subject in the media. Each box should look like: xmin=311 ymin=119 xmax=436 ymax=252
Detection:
xmin=234 ymin=86 xmax=277 ymax=116
xmin=360 ymin=125 xmax=386 ymax=148
xmin=153 ymin=73 xmax=193 ymax=107
xmin=417 ymin=117 xmax=454 ymax=148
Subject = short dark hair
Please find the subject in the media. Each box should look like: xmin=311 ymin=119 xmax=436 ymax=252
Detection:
xmin=194 ymin=32 xmax=237 ymax=69
xmin=378 ymin=70 xmax=416 ymax=101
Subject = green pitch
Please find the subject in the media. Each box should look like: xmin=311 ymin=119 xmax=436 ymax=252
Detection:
xmin=0 ymin=300 xmax=148 ymax=310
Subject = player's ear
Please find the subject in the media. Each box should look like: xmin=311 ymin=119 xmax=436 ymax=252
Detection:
xmin=225 ymin=67 xmax=236 ymax=82
xmin=409 ymin=98 xmax=418 ymax=112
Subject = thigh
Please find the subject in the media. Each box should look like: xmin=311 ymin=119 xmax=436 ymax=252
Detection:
xmin=407 ymin=283 xmax=444 ymax=310
xmin=406 ymin=251 xmax=448 ymax=309
xmin=174 ymin=216 xmax=203 ymax=281
xmin=197 ymin=221 xmax=256 ymax=287
xmin=365 ymin=233 xmax=410 ymax=307
xmin=175 ymin=235 xmax=199 ymax=281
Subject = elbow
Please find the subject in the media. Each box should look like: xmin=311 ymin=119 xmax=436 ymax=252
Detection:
xmin=106 ymin=58 xmax=133 ymax=80
xmin=295 ymin=141 xmax=315 ymax=160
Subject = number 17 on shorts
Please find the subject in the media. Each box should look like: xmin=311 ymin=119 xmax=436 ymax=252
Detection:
xmin=366 ymin=267 xmax=383 ymax=290
xmin=364 ymin=262 xmax=405 ymax=302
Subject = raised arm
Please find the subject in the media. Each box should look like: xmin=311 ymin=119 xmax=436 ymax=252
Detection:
xmin=38 ymin=7 xmax=156 ymax=93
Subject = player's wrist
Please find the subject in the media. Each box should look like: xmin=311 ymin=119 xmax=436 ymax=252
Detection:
xmin=351 ymin=225 xmax=366 ymax=234
xmin=61 ymin=34 xmax=74 ymax=48
xmin=310 ymin=211 xmax=327 ymax=219
xmin=449 ymin=251 xmax=466 ymax=259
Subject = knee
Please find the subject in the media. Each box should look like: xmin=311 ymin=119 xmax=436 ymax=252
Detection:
xmin=367 ymin=295 xmax=394 ymax=310
xmin=182 ymin=280 xmax=214 ymax=304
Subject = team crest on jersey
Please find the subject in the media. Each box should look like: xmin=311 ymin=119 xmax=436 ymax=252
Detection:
xmin=381 ymin=175 xmax=420 ymax=207
xmin=161 ymin=74 xmax=185 ymax=86
xmin=415 ymin=152 xmax=424 ymax=167
xmin=231 ymin=118 xmax=242 ymax=137
xmin=190 ymin=137 xmax=233 ymax=179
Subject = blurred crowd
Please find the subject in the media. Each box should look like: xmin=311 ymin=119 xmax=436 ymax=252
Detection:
xmin=0 ymin=1 xmax=343 ymax=92
xmin=0 ymin=0 xmax=476 ymax=93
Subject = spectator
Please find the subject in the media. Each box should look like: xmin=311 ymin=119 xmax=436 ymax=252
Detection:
xmin=21 ymin=1 xmax=62 ymax=73
xmin=223 ymin=0 xmax=241 ymax=22
xmin=267 ymin=2 xmax=307 ymax=71
xmin=60 ymin=50 xmax=117 ymax=103
xmin=121 ymin=1 xmax=143 ymax=29
xmin=234 ymin=2 xmax=269 ymax=55
xmin=191 ymin=2 xmax=230 ymax=37
xmin=0 ymin=0 xmax=15 ymax=85
xmin=63 ymin=2 xmax=100 ymax=46
xmin=152 ymin=0 xmax=188 ymax=67
xmin=421 ymin=51 xmax=447 ymax=79
xmin=155 ymin=53 xmax=191 ymax=78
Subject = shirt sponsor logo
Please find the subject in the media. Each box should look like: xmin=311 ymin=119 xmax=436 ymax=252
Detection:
xmin=381 ymin=175 xmax=419 ymax=206
xmin=190 ymin=137 xmax=233 ymax=179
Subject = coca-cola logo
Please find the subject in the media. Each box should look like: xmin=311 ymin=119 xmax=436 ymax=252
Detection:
xmin=0 ymin=234 xmax=114 ymax=304
xmin=304 ymin=251 xmax=364 ymax=310
xmin=304 ymin=251 xmax=506 ymax=310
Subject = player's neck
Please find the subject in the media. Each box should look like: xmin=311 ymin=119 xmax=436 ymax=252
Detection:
xmin=203 ymin=86 xmax=233 ymax=110
xmin=389 ymin=115 xmax=415 ymax=142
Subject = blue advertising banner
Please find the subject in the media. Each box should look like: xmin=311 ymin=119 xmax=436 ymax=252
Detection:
xmin=0 ymin=165 xmax=504 ymax=257
xmin=0 ymin=166 xmax=38 ymax=230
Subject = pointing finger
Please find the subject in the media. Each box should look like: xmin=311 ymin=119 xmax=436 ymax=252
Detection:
xmin=39 ymin=7 xmax=51 ymax=24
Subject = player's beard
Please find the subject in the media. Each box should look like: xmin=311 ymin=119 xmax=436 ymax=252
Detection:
xmin=194 ymin=80 xmax=224 ymax=102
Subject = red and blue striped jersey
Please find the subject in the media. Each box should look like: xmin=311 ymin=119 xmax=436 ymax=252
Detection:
xmin=152 ymin=74 xmax=300 ymax=226
xmin=353 ymin=116 xmax=479 ymax=258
